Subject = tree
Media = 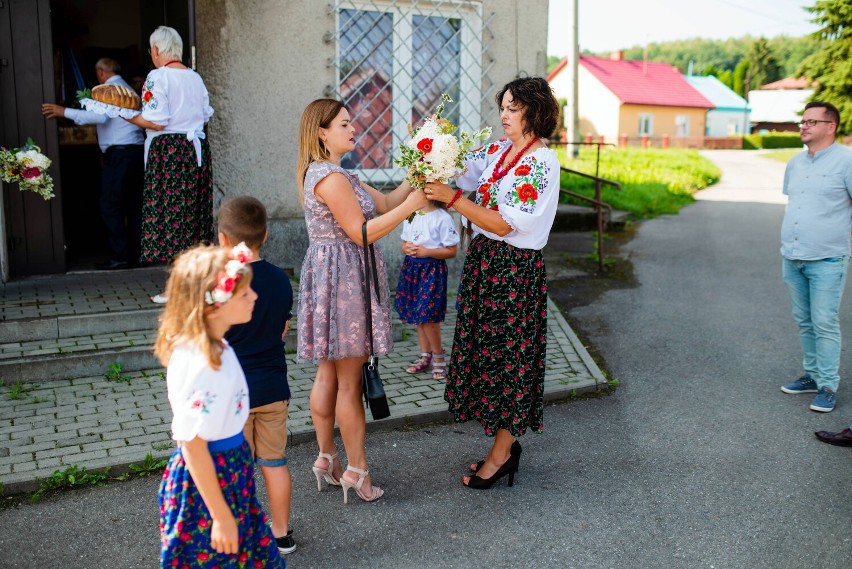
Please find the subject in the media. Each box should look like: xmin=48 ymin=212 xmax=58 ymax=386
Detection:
xmin=733 ymin=59 xmax=751 ymax=97
xmin=799 ymin=0 xmax=852 ymax=133
xmin=746 ymin=37 xmax=782 ymax=88
xmin=717 ymin=69 xmax=734 ymax=90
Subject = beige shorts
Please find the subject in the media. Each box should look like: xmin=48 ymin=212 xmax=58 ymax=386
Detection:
xmin=243 ymin=400 xmax=289 ymax=467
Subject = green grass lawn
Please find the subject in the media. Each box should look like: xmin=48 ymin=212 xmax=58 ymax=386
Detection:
xmin=759 ymin=149 xmax=801 ymax=163
xmin=555 ymin=147 xmax=722 ymax=218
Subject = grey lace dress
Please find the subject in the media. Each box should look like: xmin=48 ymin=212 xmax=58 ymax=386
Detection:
xmin=297 ymin=162 xmax=393 ymax=362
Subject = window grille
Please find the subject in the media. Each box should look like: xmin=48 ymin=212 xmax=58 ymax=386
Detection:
xmin=330 ymin=0 xmax=495 ymax=186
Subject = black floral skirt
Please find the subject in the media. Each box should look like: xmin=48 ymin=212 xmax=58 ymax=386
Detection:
xmin=445 ymin=235 xmax=547 ymax=437
xmin=140 ymin=134 xmax=213 ymax=263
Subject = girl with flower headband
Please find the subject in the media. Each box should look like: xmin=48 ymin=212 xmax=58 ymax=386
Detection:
xmin=154 ymin=244 xmax=284 ymax=568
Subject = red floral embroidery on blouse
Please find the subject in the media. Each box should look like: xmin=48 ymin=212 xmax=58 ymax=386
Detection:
xmin=516 ymin=183 xmax=538 ymax=203
xmin=486 ymin=143 xmax=500 ymax=154
xmin=514 ymin=164 xmax=532 ymax=176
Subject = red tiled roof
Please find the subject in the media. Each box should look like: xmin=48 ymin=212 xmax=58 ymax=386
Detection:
xmin=760 ymin=77 xmax=814 ymax=90
xmin=576 ymin=55 xmax=714 ymax=108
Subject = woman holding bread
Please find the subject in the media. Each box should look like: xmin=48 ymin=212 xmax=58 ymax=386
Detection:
xmin=126 ymin=26 xmax=214 ymax=303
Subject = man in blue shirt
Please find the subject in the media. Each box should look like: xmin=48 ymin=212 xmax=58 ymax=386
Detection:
xmin=42 ymin=58 xmax=144 ymax=270
xmin=779 ymin=101 xmax=852 ymax=419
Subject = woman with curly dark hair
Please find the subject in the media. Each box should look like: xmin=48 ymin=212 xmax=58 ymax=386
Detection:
xmin=424 ymin=76 xmax=561 ymax=489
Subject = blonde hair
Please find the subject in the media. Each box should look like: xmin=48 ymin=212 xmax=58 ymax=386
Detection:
xmin=296 ymin=99 xmax=345 ymax=204
xmin=154 ymin=245 xmax=253 ymax=370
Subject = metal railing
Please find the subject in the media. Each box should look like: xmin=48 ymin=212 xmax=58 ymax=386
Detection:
xmin=558 ymin=163 xmax=622 ymax=272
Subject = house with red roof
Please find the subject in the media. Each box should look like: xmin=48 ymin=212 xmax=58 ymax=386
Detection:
xmin=548 ymin=53 xmax=714 ymax=147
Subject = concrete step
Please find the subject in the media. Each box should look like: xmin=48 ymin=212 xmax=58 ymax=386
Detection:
xmin=0 ymin=307 xmax=161 ymax=345
xmin=0 ymin=320 xmax=405 ymax=383
xmin=552 ymin=203 xmax=630 ymax=233
xmin=0 ymin=330 xmax=159 ymax=384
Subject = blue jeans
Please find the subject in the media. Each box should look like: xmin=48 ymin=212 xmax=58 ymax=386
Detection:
xmin=783 ymin=256 xmax=850 ymax=391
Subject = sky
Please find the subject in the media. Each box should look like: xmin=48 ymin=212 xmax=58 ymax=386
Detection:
xmin=548 ymin=0 xmax=820 ymax=56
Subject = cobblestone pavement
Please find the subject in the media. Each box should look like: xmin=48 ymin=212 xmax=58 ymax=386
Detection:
xmin=0 ymin=298 xmax=605 ymax=495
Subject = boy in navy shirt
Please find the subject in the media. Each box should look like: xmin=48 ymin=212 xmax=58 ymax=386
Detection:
xmin=220 ymin=196 xmax=296 ymax=554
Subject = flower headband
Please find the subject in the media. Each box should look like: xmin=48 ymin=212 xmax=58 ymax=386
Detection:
xmin=204 ymin=243 xmax=253 ymax=306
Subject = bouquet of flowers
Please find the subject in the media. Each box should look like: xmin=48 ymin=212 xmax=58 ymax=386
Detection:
xmin=0 ymin=138 xmax=55 ymax=200
xmin=395 ymin=93 xmax=491 ymax=200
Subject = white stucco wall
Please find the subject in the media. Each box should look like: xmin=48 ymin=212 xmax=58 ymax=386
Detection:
xmin=197 ymin=0 xmax=549 ymax=272
xmin=577 ymin=65 xmax=620 ymax=142
xmin=705 ymin=109 xmax=749 ymax=137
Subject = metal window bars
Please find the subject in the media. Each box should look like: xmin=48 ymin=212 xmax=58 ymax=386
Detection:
xmin=328 ymin=1 xmax=496 ymax=186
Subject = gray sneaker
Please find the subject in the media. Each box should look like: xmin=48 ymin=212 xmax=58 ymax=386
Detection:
xmin=781 ymin=374 xmax=818 ymax=394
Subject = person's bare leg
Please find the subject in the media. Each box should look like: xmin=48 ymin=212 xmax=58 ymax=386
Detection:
xmin=463 ymin=429 xmax=515 ymax=485
xmin=422 ymin=322 xmax=443 ymax=354
xmin=335 ymin=356 xmax=379 ymax=497
xmin=405 ymin=326 xmax=432 ymax=372
xmin=260 ymin=464 xmax=291 ymax=537
xmin=310 ymin=360 xmax=342 ymax=477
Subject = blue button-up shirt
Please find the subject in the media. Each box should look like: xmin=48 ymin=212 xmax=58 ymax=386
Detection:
xmin=63 ymin=75 xmax=144 ymax=153
xmin=781 ymin=142 xmax=852 ymax=261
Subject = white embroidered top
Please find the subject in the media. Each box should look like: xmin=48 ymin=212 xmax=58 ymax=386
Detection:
xmin=455 ymin=138 xmax=560 ymax=250
xmin=140 ymin=67 xmax=214 ymax=166
xmin=166 ymin=341 xmax=249 ymax=443
xmin=401 ymin=209 xmax=460 ymax=249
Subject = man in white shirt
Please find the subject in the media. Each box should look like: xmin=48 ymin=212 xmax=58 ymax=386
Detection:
xmin=42 ymin=58 xmax=145 ymax=270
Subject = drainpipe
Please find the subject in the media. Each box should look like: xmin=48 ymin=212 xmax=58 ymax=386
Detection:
xmin=187 ymin=0 xmax=197 ymax=69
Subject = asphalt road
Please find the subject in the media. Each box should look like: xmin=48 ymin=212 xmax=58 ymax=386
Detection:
xmin=2 ymin=150 xmax=850 ymax=569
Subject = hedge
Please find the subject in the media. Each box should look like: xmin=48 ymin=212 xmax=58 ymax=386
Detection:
xmin=743 ymin=132 xmax=803 ymax=150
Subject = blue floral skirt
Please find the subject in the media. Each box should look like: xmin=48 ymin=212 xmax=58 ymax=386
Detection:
xmin=394 ymin=256 xmax=448 ymax=324
xmin=158 ymin=434 xmax=284 ymax=568
xmin=445 ymin=235 xmax=547 ymax=437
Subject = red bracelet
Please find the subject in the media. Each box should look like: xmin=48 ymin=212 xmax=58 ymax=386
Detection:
xmin=447 ymin=189 xmax=463 ymax=209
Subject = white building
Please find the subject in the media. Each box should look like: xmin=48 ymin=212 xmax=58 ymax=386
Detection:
xmin=685 ymin=75 xmax=749 ymax=136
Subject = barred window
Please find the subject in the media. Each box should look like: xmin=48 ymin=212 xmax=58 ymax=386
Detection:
xmin=335 ymin=1 xmax=485 ymax=185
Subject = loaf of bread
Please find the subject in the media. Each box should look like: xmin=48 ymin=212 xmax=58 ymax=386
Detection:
xmin=91 ymin=84 xmax=142 ymax=111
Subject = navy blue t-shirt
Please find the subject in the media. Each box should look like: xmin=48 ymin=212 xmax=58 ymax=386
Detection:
xmin=225 ymin=259 xmax=293 ymax=407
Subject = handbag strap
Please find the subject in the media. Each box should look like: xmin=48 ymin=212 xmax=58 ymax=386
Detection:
xmin=361 ymin=222 xmax=381 ymax=358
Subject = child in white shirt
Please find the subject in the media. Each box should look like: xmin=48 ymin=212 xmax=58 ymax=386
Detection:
xmin=394 ymin=201 xmax=460 ymax=380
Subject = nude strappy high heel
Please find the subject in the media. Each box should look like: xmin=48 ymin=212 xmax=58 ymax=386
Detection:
xmin=311 ymin=452 xmax=341 ymax=491
xmin=341 ymin=465 xmax=384 ymax=504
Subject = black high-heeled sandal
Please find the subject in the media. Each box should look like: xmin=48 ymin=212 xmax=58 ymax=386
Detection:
xmin=470 ymin=440 xmax=522 ymax=473
xmin=463 ymin=452 xmax=520 ymax=490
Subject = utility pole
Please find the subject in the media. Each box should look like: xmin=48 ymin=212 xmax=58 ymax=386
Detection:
xmin=742 ymin=68 xmax=751 ymax=138
xmin=566 ymin=0 xmax=580 ymax=157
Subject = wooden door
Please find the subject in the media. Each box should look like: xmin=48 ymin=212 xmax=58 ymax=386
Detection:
xmin=0 ymin=0 xmax=65 ymax=277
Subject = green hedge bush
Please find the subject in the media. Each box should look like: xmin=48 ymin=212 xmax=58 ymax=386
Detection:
xmin=743 ymin=132 xmax=803 ymax=150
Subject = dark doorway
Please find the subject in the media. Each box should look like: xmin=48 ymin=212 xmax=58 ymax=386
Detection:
xmin=47 ymin=0 xmax=190 ymax=271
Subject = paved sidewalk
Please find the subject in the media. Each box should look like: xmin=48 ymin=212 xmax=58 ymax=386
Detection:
xmin=0 ymin=298 xmax=606 ymax=495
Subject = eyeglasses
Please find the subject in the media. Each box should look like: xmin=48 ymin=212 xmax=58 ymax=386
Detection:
xmin=798 ymin=119 xmax=834 ymax=128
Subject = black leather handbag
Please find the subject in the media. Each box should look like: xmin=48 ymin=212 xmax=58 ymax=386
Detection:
xmin=361 ymin=222 xmax=391 ymax=420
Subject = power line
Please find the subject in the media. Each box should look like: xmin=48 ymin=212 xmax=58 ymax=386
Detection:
xmin=709 ymin=0 xmax=809 ymax=27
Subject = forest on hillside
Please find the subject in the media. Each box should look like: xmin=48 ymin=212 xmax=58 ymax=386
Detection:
xmin=548 ymin=34 xmax=823 ymax=95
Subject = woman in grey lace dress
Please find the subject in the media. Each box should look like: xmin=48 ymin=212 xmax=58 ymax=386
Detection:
xmin=296 ymin=99 xmax=427 ymax=503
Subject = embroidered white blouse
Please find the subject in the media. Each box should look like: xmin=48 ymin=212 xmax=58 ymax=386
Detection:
xmin=455 ymin=138 xmax=560 ymax=250
xmin=166 ymin=341 xmax=249 ymax=443
xmin=401 ymin=208 xmax=460 ymax=249
xmin=140 ymin=67 xmax=214 ymax=166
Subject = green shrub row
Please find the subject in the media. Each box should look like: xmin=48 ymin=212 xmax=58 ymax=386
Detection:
xmin=743 ymin=132 xmax=803 ymax=150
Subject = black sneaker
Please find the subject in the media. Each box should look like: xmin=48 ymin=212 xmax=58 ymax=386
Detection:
xmin=276 ymin=530 xmax=296 ymax=554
